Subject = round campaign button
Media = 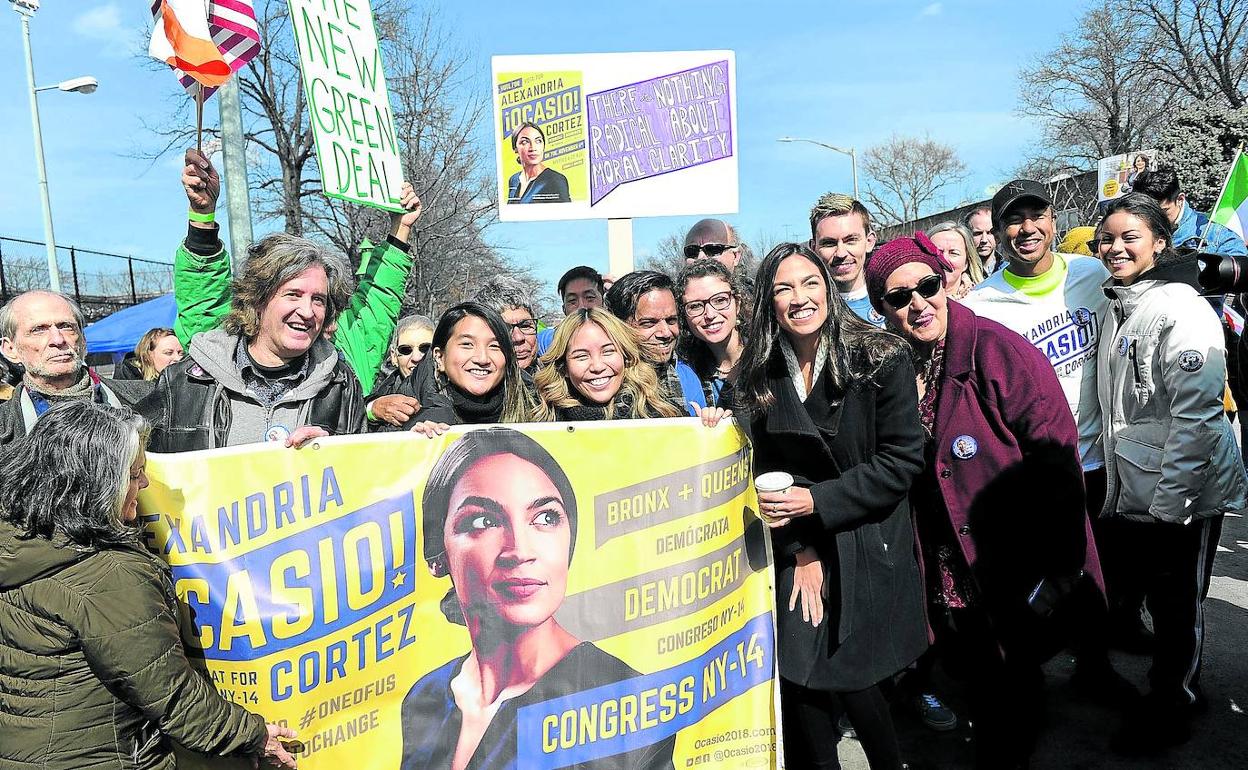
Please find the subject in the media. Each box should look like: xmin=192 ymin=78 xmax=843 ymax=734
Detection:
xmin=952 ymin=435 xmax=978 ymax=460
xmin=265 ymin=425 xmax=291 ymax=443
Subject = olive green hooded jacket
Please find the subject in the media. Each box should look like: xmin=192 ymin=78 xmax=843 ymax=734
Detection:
xmin=0 ymin=519 xmax=266 ymax=769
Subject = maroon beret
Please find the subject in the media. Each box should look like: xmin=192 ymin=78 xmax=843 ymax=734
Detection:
xmin=865 ymin=232 xmax=952 ymax=312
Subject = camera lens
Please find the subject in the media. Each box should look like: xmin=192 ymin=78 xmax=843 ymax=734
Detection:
xmin=1196 ymin=253 xmax=1248 ymax=294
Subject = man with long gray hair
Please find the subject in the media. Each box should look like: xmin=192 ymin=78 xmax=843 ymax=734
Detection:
xmin=0 ymin=291 xmax=151 ymax=445
xmin=138 ymin=233 xmax=366 ymax=451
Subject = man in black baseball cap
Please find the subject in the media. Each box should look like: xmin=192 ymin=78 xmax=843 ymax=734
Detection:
xmin=964 ymin=180 xmax=1128 ymax=718
xmin=990 ymin=179 xmax=1055 ymax=276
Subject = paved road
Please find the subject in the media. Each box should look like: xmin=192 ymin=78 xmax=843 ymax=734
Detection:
xmin=836 ymin=509 xmax=1248 ymax=769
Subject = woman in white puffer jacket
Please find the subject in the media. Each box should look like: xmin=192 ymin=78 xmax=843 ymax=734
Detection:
xmin=1095 ymin=193 xmax=1247 ymax=757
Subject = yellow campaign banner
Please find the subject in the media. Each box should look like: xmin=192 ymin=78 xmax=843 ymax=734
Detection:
xmin=138 ymin=421 xmax=781 ymax=769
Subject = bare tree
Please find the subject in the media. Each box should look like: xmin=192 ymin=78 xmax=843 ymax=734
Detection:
xmin=1017 ymin=1 xmax=1180 ymax=172
xmin=860 ymin=135 xmax=968 ymax=227
xmin=1124 ymin=0 xmax=1248 ymax=108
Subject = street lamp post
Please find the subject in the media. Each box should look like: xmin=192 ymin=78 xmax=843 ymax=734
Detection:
xmin=777 ymin=136 xmax=859 ymax=200
xmin=13 ymin=0 xmax=97 ymax=293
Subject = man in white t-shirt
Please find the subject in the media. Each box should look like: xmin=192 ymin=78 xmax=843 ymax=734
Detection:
xmin=964 ymin=180 xmax=1137 ymax=704
xmin=808 ymin=193 xmax=886 ymax=328
xmin=965 ymin=180 xmax=1109 ymax=472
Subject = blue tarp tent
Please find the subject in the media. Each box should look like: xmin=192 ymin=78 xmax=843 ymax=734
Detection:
xmin=84 ymin=293 xmax=177 ymax=354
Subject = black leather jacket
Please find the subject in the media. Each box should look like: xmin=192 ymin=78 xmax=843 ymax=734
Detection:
xmin=138 ymin=335 xmax=366 ymax=453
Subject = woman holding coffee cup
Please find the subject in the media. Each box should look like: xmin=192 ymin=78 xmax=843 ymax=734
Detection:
xmin=865 ymin=233 xmax=1104 ymax=769
xmin=737 ymin=243 xmax=926 ymax=770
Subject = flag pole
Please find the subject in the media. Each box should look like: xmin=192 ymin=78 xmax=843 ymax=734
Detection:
xmin=195 ymin=84 xmax=204 ymax=155
xmin=1199 ymin=141 xmax=1246 ymax=248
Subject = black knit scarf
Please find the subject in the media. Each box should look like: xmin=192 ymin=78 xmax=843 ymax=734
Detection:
xmin=555 ymin=389 xmax=637 ymax=422
xmin=449 ymin=383 xmax=506 ymax=424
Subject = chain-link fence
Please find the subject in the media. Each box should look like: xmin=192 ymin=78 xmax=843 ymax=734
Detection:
xmin=0 ymin=236 xmax=173 ymax=321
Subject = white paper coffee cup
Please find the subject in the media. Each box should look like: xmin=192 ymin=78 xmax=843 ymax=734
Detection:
xmin=755 ymin=471 xmax=794 ymax=494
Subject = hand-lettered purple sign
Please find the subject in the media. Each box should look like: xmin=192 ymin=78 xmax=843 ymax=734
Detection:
xmin=586 ymin=61 xmax=733 ymax=206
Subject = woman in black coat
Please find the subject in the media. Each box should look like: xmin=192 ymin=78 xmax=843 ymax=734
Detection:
xmin=737 ymin=243 xmax=926 ymax=770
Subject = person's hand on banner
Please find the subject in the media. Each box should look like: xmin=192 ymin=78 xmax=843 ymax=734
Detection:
xmin=284 ymin=426 xmax=328 ymax=449
xmin=370 ymin=394 xmax=421 ymax=426
xmin=390 ymin=181 xmax=423 ymax=244
xmin=254 ymin=723 xmax=298 ymax=768
xmin=183 ymin=148 xmax=220 ymax=227
xmin=758 ymin=485 xmax=814 ymax=527
xmin=409 ymin=420 xmax=451 ymax=438
xmin=790 ymin=547 xmax=824 ymax=628
xmin=690 ymin=402 xmax=732 ymax=428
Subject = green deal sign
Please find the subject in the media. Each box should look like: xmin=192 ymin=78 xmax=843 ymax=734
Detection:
xmin=288 ymin=0 xmax=403 ymax=212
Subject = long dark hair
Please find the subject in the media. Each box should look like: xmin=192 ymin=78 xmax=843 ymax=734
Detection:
xmin=1101 ymin=193 xmax=1183 ymax=271
xmin=736 ymin=243 xmax=907 ymax=411
xmin=421 ymin=427 xmax=577 ymax=624
xmin=675 ymin=259 xmax=750 ymax=382
xmin=431 ymin=302 xmax=533 ymax=422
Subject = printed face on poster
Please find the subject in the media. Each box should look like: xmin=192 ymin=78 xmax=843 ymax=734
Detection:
xmin=493 ymin=51 xmax=739 ymax=222
xmin=1097 ymin=149 xmax=1158 ymax=201
xmin=139 ymin=422 xmax=780 ymax=768
xmin=288 ymin=0 xmax=404 ymax=212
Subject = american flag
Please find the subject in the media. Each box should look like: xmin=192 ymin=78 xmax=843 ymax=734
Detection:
xmin=150 ymin=0 xmax=261 ymax=99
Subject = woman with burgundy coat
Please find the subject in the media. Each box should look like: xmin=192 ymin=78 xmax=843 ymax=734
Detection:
xmin=738 ymin=243 xmax=927 ymax=770
xmin=866 ymin=234 xmax=1106 ymax=770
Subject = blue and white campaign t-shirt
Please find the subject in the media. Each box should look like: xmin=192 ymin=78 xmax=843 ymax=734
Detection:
xmin=963 ymin=253 xmax=1110 ymax=470
xmin=841 ymin=286 xmax=886 ymax=328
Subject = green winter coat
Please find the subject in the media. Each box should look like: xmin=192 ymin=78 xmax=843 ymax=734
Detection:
xmin=0 ymin=519 xmax=266 ymax=769
xmin=174 ymin=232 xmax=413 ymax=393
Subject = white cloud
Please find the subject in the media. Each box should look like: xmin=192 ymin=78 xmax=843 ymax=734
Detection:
xmin=73 ymin=4 xmax=145 ymax=57
xmin=920 ymin=2 xmax=944 ymax=16
xmin=73 ymin=4 xmax=123 ymax=39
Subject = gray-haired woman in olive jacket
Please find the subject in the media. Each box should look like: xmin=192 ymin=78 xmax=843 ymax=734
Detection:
xmin=0 ymin=401 xmax=297 ymax=770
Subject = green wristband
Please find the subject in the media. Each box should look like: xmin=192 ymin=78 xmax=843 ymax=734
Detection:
xmin=188 ymin=210 xmax=216 ymax=223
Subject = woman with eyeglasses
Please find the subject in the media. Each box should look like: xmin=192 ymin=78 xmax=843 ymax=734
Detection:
xmin=676 ymin=259 xmax=749 ymax=407
xmin=736 ymin=242 xmax=926 ymax=770
xmin=366 ymin=314 xmax=435 ymax=429
xmin=866 ymin=234 xmax=1103 ymax=769
xmin=404 ymin=303 xmax=535 ymax=436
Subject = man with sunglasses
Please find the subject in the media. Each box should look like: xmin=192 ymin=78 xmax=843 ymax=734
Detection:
xmin=809 ymin=193 xmax=886 ymax=328
xmin=682 ymin=219 xmax=743 ymax=272
xmin=963 ymin=181 xmax=1133 ymax=708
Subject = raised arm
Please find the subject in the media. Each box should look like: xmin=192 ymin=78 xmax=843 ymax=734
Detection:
xmin=174 ymin=148 xmax=232 ymax=347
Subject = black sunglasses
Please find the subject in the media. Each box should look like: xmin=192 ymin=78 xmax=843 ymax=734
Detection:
xmin=881 ymin=274 xmax=943 ymax=310
xmin=683 ymin=242 xmax=738 ymax=259
xmin=397 ymin=342 xmax=432 ymax=356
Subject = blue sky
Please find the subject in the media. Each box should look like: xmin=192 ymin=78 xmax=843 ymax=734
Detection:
xmin=0 ymin=0 xmax=1091 ymax=297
